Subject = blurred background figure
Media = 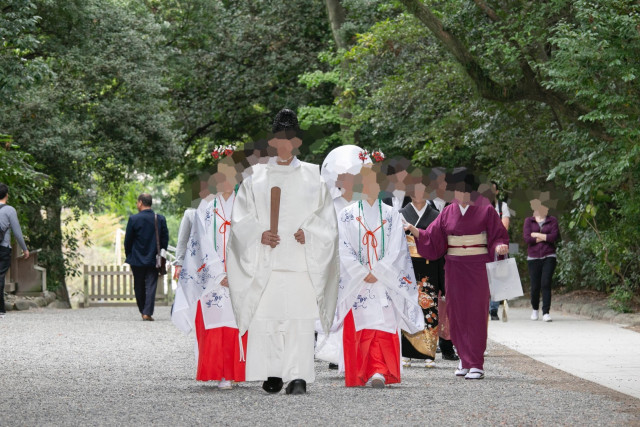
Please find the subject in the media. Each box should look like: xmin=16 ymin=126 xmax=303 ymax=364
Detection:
xmin=124 ymin=193 xmax=169 ymax=322
xmin=428 ymin=167 xmax=451 ymax=212
xmin=381 ymin=156 xmax=411 ymax=211
xmin=524 ymin=194 xmax=560 ymax=322
xmin=425 ymin=168 xmax=458 ymax=361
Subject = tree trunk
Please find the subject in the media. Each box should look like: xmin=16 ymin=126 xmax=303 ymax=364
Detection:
xmin=325 ymin=0 xmax=347 ymax=50
xmin=398 ymin=0 xmax=611 ymax=141
xmin=47 ymin=201 xmax=71 ymax=306
xmin=27 ymin=187 xmax=71 ymax=307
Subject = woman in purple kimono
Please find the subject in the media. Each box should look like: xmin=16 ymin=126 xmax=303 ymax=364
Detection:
xmin=405 ymin=169 xmax=509 ymax=379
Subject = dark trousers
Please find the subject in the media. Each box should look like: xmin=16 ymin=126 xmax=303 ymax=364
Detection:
xmin=439 ymin=337 xmax=455 ymax=356
xmin=0 ymin=246 xmax=11 ymax=313
xmin=528 ymin=257 xmax=557 ymax=315
xmin=131 ymin=265 xmax=159 ymax=316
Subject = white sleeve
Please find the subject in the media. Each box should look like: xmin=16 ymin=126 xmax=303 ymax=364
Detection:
xmin=502 ymin=202 xmax=511 ymax=218
xmin=174 ymin=209 xmax=194 ymax=265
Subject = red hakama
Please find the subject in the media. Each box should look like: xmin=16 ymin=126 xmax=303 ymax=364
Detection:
xmin=342 ymin=310 xmax=401 ymax=387
xmin=195 ymin=302 xmax=247 ymax=382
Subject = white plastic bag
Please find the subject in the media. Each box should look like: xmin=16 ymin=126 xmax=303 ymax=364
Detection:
xmin=486 ymin=254 xmax=523 ymax=301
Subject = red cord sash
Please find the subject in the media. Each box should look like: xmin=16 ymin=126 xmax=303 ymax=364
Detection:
xmin=356 ymin=216 xmax=386 ymax=270
xmin=447 ymin=243 xmax=487 ymax=249
xmin=214 ymin=208 xmax=231 ymax=272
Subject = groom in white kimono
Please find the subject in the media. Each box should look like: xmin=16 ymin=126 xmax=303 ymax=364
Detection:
xmin=226 ymin=109 xmax=340 ymax=395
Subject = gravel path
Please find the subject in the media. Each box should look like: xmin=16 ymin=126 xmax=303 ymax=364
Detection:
xmin=2 ymin=306 xmax=639 ymax=426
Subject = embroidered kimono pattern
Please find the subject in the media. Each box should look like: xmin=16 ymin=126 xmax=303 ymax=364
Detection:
xmin=337 ymin=200 xmax=424 ymax=387
xmin=172 ymin=194 xmax=247 ymax=382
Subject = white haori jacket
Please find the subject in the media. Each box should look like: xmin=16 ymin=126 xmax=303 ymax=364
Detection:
xmin=336 ymin=200 xmax=424 ymax=334
xmin=226 ymin=157 xmax=340 ymax=336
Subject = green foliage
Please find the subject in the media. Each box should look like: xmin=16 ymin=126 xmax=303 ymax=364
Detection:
xmin=2 ymin=0 xmax=639 ymax=301
xmin=0 ymin=0 xmax=49 ymax=101
xmin=608 ymin=285 xmax=635 ymax=314
xmin=156 ymin=0 xmax=332 ymax=147
xmin=297 ymin=0 xmax=640 ymax=299
xmin=0 ymin=0 xmax=182 ymax=292
xmin=0 ymin=136 xmax=48 ymax=205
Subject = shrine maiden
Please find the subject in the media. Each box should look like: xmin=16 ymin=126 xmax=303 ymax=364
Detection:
xmin=171 ymin=156 xmax=246 ymax=389
xmin=336 ymin=167 xmax=424 ymax=388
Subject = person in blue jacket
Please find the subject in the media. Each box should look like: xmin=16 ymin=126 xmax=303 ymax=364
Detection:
xmin=125 ymin=193 xmax=169 ymax=321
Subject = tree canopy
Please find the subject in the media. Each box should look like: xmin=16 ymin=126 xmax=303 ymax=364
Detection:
xmin=1 ymin=0 xmax=638 ymax=309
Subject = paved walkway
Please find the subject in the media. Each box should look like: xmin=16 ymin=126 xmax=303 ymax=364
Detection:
xmin=489 ymin=306 xmax=640 ymax=399
xmin=1 ymin=306 xmax=639 ymax=426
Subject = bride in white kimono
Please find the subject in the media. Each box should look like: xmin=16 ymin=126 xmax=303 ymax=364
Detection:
xmin=336 ymin=166 xmax=424 ymax=388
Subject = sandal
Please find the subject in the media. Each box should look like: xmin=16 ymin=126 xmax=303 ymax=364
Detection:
xmin=464 ymin=368 xmax=485 ymax=380
xmin=455 ymin=361 xmax=469 ymax=376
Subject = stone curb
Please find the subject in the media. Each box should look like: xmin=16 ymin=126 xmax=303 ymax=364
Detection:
xmin=508 ymin=296 xmax=640 ymax=327
xmin=3 ymin=291 xmax=60 ymax=312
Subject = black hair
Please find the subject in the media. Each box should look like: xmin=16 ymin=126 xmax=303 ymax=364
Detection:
xmin=0 ymin=183 xmax=7 ymax=200
xmin=383 ymin=157 xmax=411 ymax=176
xmin=446 ymin=167 xmax=478 ymax=193
xmin=272 ymin=109 xmax=300 ymax=134
xmin=138 ymin=193 xmax=152 ymax=207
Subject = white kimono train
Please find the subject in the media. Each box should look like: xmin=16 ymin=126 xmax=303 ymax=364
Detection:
xmin=336 ymin=200 xmax=424 ymax=336
xmin=226 ymin=157 xmax=340 ymax=382
xmin=171 ymin=194 xmax=237 ymax=336
xmin=314 ymin=196 xmax=355 ymax=365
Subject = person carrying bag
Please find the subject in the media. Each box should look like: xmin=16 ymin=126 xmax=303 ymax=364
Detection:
xmin=124 ymin=193 xmax=169 ymax=321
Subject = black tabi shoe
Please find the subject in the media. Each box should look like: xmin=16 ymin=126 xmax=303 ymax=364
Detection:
xmin=285 ymin=379 xmax=306 ymax=395
xmin=490 ymin=310 xmax=500 ymax=321
xmin=262 ymin=377 xmax=283 ymax=394
xmin=328 ymin=363 xmax=339 ymax=370
xmin=442 ymin=352 xmax=460 ymax=361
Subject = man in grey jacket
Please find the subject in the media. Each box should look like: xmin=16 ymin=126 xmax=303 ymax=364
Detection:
xmin=0 ymin=183 xmax=30 ymax=317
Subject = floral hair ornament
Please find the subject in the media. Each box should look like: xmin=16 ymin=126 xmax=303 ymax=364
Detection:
xmin=371 ymin=149 xmax=385 ymax=162
xmin=211 ymin=144 xmax=236 ymax=160
xmin=358 ymin=149 xmax=370 ymax=163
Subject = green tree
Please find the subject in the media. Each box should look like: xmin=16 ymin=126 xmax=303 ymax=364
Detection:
xmin=152 ymin=0 xmax=334 ymax=171
xmin=301 ymin=0 xmax=640 ymax=302
xmin=0 ymin=0 xmax=182 ymax=300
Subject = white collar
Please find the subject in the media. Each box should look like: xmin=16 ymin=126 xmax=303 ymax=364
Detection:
xmin=432 ymin=197 xmax=445 ymax=209
xmin=411 ymin=202 xmax=427 ymax=218
xmin=392 ymin=189 xmax=405 ymax=199
xmin=360 ymin=199 xmax=382 ymax=228
xmin=268 ymin=156 xmax=301 ymax=168
xmin=217 ymin=192 xmax=234 ymax=206
xmin=458 ymin=203 xmax=470 ymax=216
